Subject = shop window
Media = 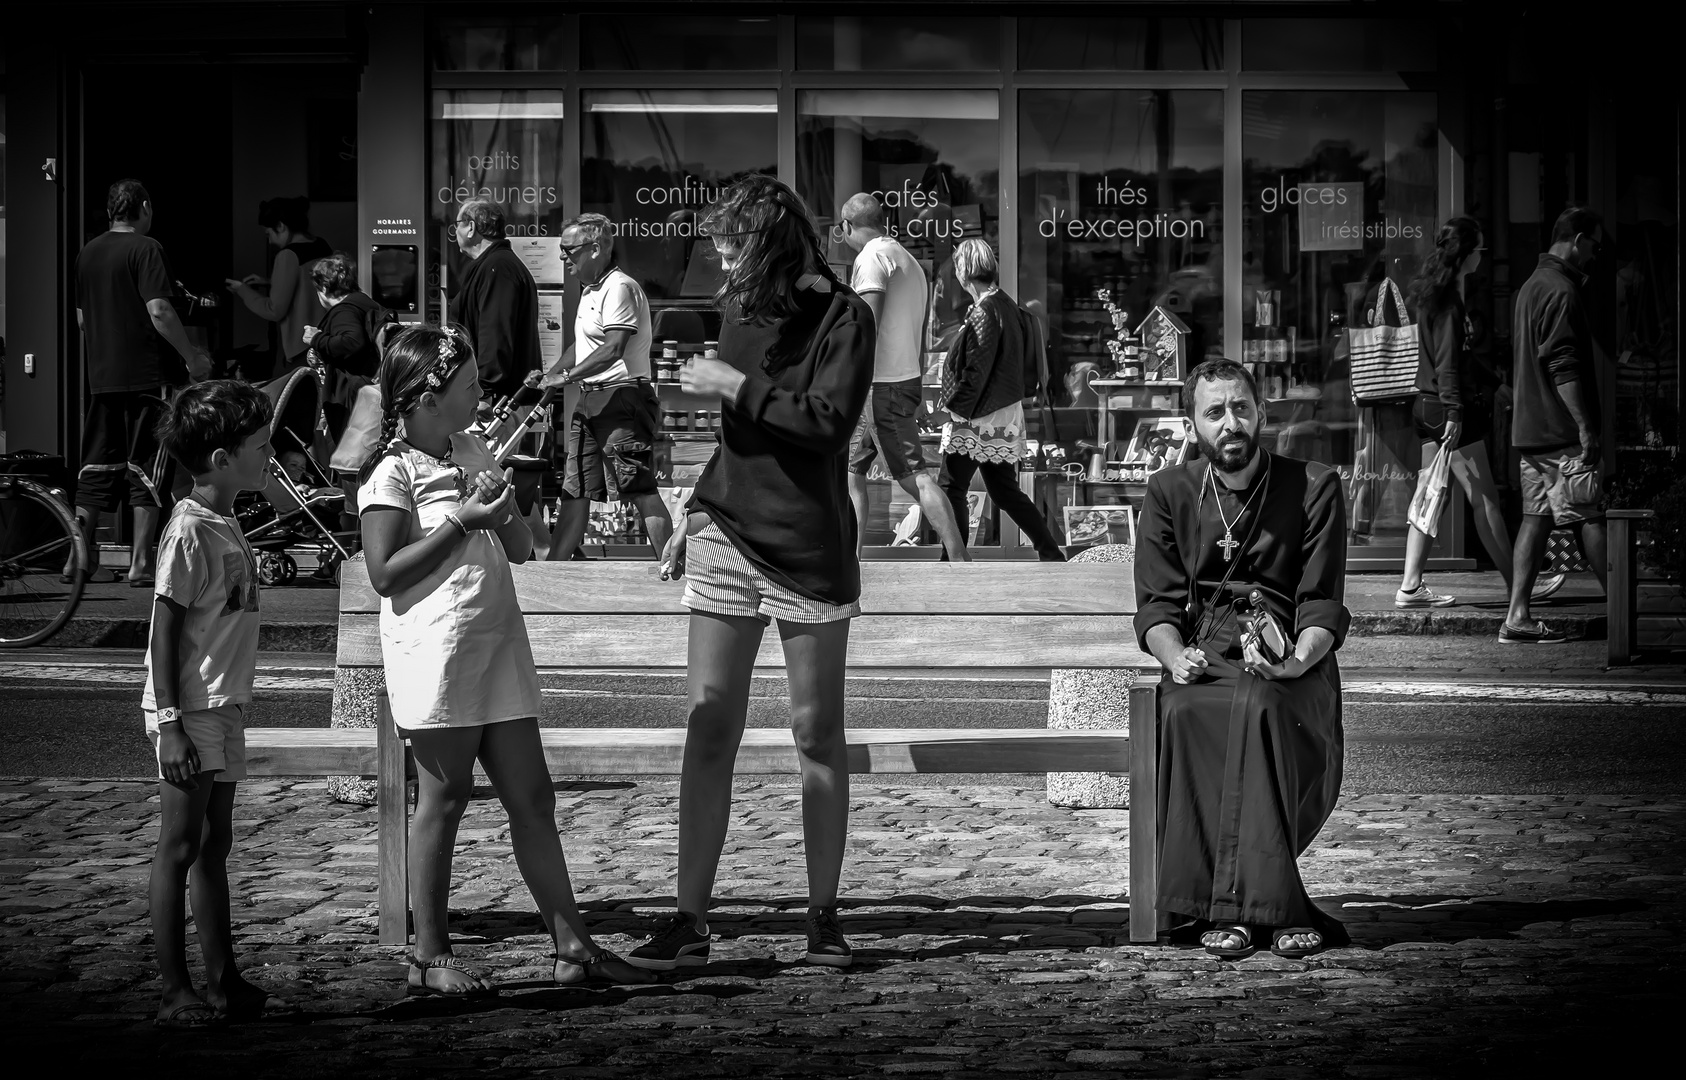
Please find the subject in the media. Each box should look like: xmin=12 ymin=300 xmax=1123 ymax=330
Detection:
xmin=0 ymin=93 xmax=7 ymax=347
xmin=1018 ymin=17 xmax=1223 ymax=71
xmin=796 ymin=89 xmax=1000 ymax=383
xmin=429 ymin=91 xmax=567 ymax=324
xmin=1019 ymin=89 xmax=1224 ymax=431
xmin=797 ymin=16 xmax=999 ymax=71
xmin=1243 ymin=19 xmax=1434 ymax=72
xmin=581 ymin=89 xmax=777 ymax=320
xmin=1242 ymin=91 xmax=1438 ymax=551
xmin=581 ymin=15 xmax=777 ymax=70
xmin=431 ymin=15 xmax=567 ymax=70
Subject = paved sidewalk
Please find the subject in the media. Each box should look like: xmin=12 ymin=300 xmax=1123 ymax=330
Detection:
xmin=2 ymin=779 xmax=1679 ymax=1077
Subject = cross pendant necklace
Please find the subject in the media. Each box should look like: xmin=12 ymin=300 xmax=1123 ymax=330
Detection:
xmin=1208 ymin=457 xmax=1269 ymax=562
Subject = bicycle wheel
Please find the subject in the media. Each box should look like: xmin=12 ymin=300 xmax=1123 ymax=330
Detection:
xmin=0 ymin=478 xmax=86 ymax=648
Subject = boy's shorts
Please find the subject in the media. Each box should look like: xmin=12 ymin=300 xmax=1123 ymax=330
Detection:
xmin=145 ymin=704 xmax=248 ymax=782
xmin=682 ymin=517 xmax=859 ymax=625
xmin=849 ymin=378 xmax=929 ymax=480
xmin=1519 ymin=447 xmax=1604 ymax=525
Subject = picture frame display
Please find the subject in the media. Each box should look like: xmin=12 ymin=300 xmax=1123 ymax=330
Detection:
xmin=1123 ymin=416 xmax=1191 ymax=476
xmin=1063 ymin=504 xmax=1136 ymax=553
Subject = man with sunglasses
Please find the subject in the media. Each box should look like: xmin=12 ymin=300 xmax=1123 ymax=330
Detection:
xmin=540 ymin=213 xmax=672 ymax=562
xmin=449 ymin=197 xmax=541 ymax=402
xmin=1503 ymin=205 xmax=1609 ymax=644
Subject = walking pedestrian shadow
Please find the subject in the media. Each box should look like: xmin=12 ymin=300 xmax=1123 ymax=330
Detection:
xmin=1327 ymin=893 xmax=1650 ymax=947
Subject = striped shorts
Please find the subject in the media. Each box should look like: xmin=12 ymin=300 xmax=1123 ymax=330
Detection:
xmin=681 ymin=517 xmax=859 ymax=625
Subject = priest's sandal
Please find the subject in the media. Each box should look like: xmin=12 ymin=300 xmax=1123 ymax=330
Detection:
xmin=553 ymin=948 xmax=657 ymax=986
xmin=806 ymin=906 xmax=853 ymax=968
xmin=155 ymin=1000 xmax=224 ymax=1029
xmin=1271 ymin=927 xmax=1325 ymax=959
xmin=406 ymin=954 xmax=496 ymax=997
xmin=627 ymin=912 xmax=711 ymax=971
xmin=1199 ymin=924 xmax=1257 ymax=959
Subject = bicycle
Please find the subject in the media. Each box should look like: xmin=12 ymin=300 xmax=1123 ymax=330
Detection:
xmin=0 ymin=462 xmax=86 ymax=648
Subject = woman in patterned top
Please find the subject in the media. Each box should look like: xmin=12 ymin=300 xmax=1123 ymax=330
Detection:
xmin=937 ymin=239 xmax=1066 ymax=560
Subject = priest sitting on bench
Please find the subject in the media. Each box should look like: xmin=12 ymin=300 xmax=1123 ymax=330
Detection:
xmin=1133 ymin=358 xmax=1351 ymax=960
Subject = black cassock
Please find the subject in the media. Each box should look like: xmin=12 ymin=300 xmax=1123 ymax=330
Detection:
xmin=1133 ymin=452 xmax=1352 ymax=944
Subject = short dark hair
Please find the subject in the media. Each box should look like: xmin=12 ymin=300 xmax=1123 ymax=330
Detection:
xmin=1182 ymin=358 xmax=1260 ymax=416
xmin=258 ymin=196 xmax=311 ymax=233
xmin=108 ymin=179 xmax=151 ymax=223
xmin=155 ymin=380 xmax=274 ymax=474
xmin=461 ymin=197 xmax=507 ymax=241
xmin=1550 ymin=205 xmax=1603 ymax=245
xmin=310 ymin=252 xmax=359 ymax=298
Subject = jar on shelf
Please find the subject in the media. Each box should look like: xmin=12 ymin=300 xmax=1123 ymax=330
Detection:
xmin=703 ymin=340 xmax=718 ymax=359
xmin=661 ymin=339 xmax=679 ymax=361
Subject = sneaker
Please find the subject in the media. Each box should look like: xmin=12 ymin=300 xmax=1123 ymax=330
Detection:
xmin=805 ymin=906 xmax=852 ymax=968
xmin=1395 ymin=584 xmax=1457 ymax=608
xmin=626 ymin=912 xmax=710 ymax=971
xmin=1530 ymin=572 xmax=1568 ymax=603
xmin=1499 ymin=621 xmax=1569 ymax=645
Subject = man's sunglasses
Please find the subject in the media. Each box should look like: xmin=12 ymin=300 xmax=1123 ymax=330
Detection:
xmin=560 ymin=242 xmax=593 ymax=258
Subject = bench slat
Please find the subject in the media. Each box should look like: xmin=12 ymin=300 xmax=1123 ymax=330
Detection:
xmin=244 ymin=727 xmax=1129 ymax=776
xmin=336 ymin=613 xmax=1156 ymax=670
xmin=339 ymin=560 xmax=1138 ymax=616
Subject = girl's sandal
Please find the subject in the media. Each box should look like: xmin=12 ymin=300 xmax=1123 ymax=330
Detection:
xmin=407 ymin=954 xmax=496 ymax=998
xmin=1270 ymin=927 xmax=1325 ymax=959
xmin=1200 ymin=924 xmax=1257 ymax=959
xmin=554 ymin=948 xmax=657 ymax=987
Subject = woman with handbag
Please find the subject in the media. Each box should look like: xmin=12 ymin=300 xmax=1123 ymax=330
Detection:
xmin=936 ymin=239 xmax=1065 ymax=560
xmin=1393 ymin=217 xmax=1563 ymax=607
xmin=304 ymin=252 xmax=387 ymax=538
xmin=629 ymin=175 xmax=875 ymax=972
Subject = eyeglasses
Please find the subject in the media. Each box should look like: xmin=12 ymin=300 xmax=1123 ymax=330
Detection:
xmin=452 ymin=219 xmax=473 ymax=233
xmin=560 ymin=242 xmax=591 ymax=258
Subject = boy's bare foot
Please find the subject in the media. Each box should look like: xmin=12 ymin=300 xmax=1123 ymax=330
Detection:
xmin=157 ymin=992 xmax=222 ymax=1028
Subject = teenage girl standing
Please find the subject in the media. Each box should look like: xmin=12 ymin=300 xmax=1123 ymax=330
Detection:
xmin=358 ymin=324 xmax=650 ymax=994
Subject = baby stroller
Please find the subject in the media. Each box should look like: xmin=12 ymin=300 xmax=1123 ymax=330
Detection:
xmin=237 ymin=364 xmax=356 ymax=585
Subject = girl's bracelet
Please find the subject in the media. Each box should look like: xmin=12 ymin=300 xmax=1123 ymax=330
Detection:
xmin=445 ymin=512 xmax=469 ymax=536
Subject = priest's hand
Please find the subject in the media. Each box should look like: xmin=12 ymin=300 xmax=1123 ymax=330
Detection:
xmin=1168 ymin=645 xmax=1210 ymax=685
xmin=1242 ymin=639 xmax=1310 ymax=680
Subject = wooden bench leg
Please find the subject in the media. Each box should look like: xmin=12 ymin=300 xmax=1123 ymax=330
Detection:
xmin=376 ymin=691 xmax=410 ymax=946
xmin=1608 ymin=515 xmax=1636 ymax=667
xmin=1127 ymin=683 xmax=1159 ymax=944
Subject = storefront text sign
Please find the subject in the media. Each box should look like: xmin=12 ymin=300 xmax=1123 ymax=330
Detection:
xmin=1032 ymin=178 xmax=1206 ymax=245
xmin=373 ymin=217 xmax=418 ymax=238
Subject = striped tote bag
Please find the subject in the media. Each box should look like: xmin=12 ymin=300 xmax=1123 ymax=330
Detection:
xmin=1348 ymin=278 xmax=1420 ymax=406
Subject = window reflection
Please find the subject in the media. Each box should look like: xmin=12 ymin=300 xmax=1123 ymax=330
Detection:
xmin=1243 ymin=91 xmax=1438 ymax=548
xmin=431 ymin=16 xmax=567 ymax=70
xmin=1019 ymin=17 xmax=1223 ymax=70
xmin=1243 ymin=19 xmax=1434 ymax=72
xmin=581 ymin=89 xmax=777 ymax=336
xmin=797 ymin=16 xmax=999 ymax=70
xmin=1019 ymin=90 xmax=1224 ymax=417
xmin=796 ymin=90 xmax=1000 ymax=378
xmin=581 ymin=15 xmax=777 ymax=70
xmin=429 ymin=91 xmax=567 ymax=322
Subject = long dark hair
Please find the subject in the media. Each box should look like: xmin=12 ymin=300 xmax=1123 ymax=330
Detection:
xmin=357 ymin=324 xmax=473 ymax=484
xmin=698 ymin=175 xmax=839 ymax=326
xmin=1408 ymin=216 xmax=1482 ymax=318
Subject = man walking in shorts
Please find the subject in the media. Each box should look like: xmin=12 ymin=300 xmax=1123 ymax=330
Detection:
xmin=837 ymin=194 xmax=969 ymax=561
xmin=1502 ymin=206 xmax=1608 ymax=644
xmin=73 ymin=179 xmax=211 ymax=586
xmin=542 ymin=213 xmax=672 ymax=560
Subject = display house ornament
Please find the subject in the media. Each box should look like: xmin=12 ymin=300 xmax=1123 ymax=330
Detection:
xmin=1135 ymin=305 xmax=1190 ymax=383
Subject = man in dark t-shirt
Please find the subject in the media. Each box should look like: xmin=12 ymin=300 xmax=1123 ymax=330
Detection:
xmin=72 ymin=179 xmax=211 ymax=585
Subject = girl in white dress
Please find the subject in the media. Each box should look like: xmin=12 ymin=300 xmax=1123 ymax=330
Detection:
xmin=357 ymin=324 xmax=650 ymax=995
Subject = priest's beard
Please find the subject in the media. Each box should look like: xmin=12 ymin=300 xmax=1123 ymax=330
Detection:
xmin=1197 ymin=426 xmax=1261 ymax=474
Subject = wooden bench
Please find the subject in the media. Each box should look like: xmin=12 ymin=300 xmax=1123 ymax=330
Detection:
xmin=245 ymin=559 xmax=1163 ymax=946
xmin=1607 ymin=508 xmax=1657 ymax=666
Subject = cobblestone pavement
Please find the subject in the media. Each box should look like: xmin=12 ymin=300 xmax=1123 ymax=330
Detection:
xmin=2 ymin=779 xmax=1681 ymax=1077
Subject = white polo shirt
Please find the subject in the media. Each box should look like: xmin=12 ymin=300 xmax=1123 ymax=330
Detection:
xmin=575 ymin=267 xmax=653 ymax=385
xmin=850 ymin=235 xmax=927 ymax=384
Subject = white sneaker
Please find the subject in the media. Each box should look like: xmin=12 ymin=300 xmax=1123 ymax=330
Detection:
xmin=1530 ymin=572 xmax=1567 ymax=603
xmin=1395 ymin=585 xmax=1457 ymax=608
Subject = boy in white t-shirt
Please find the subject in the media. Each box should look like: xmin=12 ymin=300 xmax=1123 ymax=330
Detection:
xmin=142 ymin=379 xmax=274 ymax=1027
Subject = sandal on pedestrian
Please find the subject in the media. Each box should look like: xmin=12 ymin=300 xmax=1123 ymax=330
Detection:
xmin=1270 ymin=927 xmax=1325 ymax=959
xmin=406 ymin=954 xmax=496 ymax=998
xmin=155 ymin=1000 xmax=224 ymax=1028
xmin=554 ymin=948 xmax=656 ymax=986
xmin=1199 ymin=924 xmax=1256 ymax=959
xmin=212 ymin=981 xmax=271 ymax=1023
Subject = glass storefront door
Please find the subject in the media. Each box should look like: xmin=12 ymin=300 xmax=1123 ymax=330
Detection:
xmin=1242 ymin=91 xmax=1438 ymax=553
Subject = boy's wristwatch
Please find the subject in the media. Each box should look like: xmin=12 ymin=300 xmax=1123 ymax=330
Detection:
xmin=157 ymin=706 xmax=183 ymax=727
